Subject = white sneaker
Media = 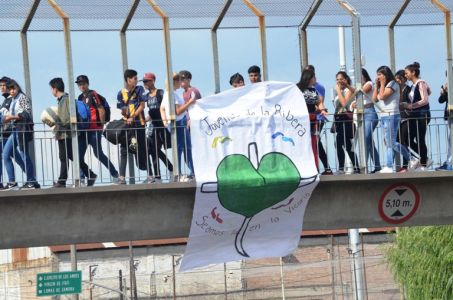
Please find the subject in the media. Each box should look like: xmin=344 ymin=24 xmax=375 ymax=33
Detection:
xmin=336 ymin=170 xmax=345 ymax=175
xmin=379 ymin=167 xmax=394 ymax=173
xmin=409 ymin=158 xmax=420 ymax=169
xmin=415 ymin=166 xmax=426 ymax=172
xmin=179 ymin=175 xmax=190 ymax=182
xmin=425 ymin=158 xmax=433 ymax=168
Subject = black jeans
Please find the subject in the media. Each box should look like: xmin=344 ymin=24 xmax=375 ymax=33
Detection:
xmin=409 ymin=112 xmax=430 ymax=166
xmin=335 ymin=115 xmax=359 ymax=171
xmin=119 ymin=127 xmax=149 ymax=177
xmin=58 ymin=137 xmax=96 ymax=184
xmin=147 ymin=127 xmax=173 ymax=178
xmin=398 ymin=119 xmax=410 ymax=168
xmin=317 ymin=121 xmax=330 ymax=170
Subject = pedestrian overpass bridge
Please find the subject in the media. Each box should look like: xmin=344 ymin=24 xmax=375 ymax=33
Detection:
xmin=1 ymin=172 xmax=451 ymax=249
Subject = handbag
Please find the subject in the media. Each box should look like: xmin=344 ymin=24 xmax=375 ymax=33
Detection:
xmin=103 ymin=119 xmax=128 ymax=145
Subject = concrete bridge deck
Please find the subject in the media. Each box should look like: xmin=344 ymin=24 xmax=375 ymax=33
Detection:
xmin=1 ymin=172 xmax=451 ymax=249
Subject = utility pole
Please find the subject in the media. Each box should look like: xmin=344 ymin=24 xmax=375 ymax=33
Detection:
xmin=129 ymin=242 xmax=138 ymax=300
xmin=70 ymin=244 xmax=78 ymax=300
xmin=119 ymin=270 xmax=124 ymax=300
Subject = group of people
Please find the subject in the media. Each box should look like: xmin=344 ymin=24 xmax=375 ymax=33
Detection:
xmin=298 ymin=62 xmax=445 ymax=174
xmin=0 ymin=61 xmax=448 ymax=189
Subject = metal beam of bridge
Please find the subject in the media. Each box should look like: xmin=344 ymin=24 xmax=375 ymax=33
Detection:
xmin=1 ymin=173 xmax=451 ymax=249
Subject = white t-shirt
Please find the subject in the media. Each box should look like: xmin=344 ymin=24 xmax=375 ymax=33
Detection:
xmin=377 ymin=80 xmax=400 ymax=116
xmin=162 ymin=90 xmax=186 ymax=123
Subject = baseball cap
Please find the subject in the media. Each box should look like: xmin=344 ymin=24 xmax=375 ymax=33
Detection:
xmin=75 ymin=75 xmax=89 ymax=84
xmin=142 ymin=73 xmax=156 ymax=82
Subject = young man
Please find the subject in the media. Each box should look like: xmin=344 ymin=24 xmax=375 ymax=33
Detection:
xmin=179 ymin=70 xmax=202 ymax=106
xmin=229 ymin=73 xmax=245 ymax=88
xmin=49 ymin=77 xmax=97 ymax=188
xmin=160 ymin=73 xmax=195 ymax=181
xmin=116 ymin=69 xmax=151 ymax=184
xmin=142 ymin=72 xmax=173 ymax=181
xmin=248 ymin=65 xmax=262 ymax=84
xmin=75 ymin=75 xmax=119 ymax=182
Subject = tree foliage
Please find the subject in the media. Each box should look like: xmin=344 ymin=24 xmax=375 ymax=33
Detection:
xmin=386 ymin=226 xmax=453 ymax=300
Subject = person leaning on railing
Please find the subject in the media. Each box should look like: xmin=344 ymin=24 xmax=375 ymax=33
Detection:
xmin=436 ymin=82 xmax=452 ymax=171
xmin=0 ymin=76 xmax=25 ymax=190
xmin=395 ymin=69 xmax=412 ymax=173
xmin=49 ymin=77 xmax=97 ymax=188
xmin=351 ymin=68 xmax=381 ymax=174
xmin=2 ymin=80 xmax=39 ymax=189
xmin=297 ymin=68 xmax=324 ymax=171
xmin=403 ymin=62 xmax=432 ymax=171
xmin=333 ymin=71 xmax=360 ymax=175
xmin=372 ymin=66 xmax=417 ymax=174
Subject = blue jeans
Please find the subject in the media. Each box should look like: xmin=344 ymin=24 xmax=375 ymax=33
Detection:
xmin=79 ymin=131 xmax=119 ymax=178
xmin=175 ymin=117 xmax=194 ymax=176
xmin=364 ymin=107 xmax=381 ymax=170
xmin=3 ymin=131 xmax=33 ymax=182
xmin=381 ymin=114 xmax=411 ymax=168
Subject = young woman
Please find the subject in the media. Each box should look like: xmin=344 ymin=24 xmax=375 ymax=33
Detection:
xmin=297 ymin=69 xmax=326 ymax=170
xmin=3 ymin=80 xmax=39 ymax=188
xmin=352 ymin=68 xmax=381 ymax=173
xmin=395 ymin=69 xmax=412 ymax=172
xmin=333 ymin=71 xmax=359 ymax=174
xmin=404 ymin=62 xmax=431 ymax=170
xmin=372 ymin=66 xmax=415 ymax=173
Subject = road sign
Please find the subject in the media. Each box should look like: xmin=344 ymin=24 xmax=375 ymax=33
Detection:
xmin=378 ymin=183 xmax=420 ymax=224
xmin=37 ymin=271 xmax=82 ymax=297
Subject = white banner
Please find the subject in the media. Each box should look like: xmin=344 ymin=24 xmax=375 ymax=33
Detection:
xmin=180 ymin=82 xmax=319 ymax=271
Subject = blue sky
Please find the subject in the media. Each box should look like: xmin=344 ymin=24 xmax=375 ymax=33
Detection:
xmin=0 ymin=25 xmax=448 ymax=121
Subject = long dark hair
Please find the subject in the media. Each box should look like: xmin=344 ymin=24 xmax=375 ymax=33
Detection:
xmin=361 ymin=68 xmax=372 ymax=83
xmin=297 ymin=69 xmax=315 ymax=91
xmin=336 ymin=71 xmax=351 ymax=85
xmin=376 ymin=65 xmax=395 ymax=86
xmin=405 ymin=61 xmax=421 ymax=77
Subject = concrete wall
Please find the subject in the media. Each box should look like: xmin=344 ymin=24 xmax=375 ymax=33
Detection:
xmin=0 ymin=172 xmax=451 ymax=249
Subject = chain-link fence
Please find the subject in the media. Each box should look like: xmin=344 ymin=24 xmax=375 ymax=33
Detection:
xmin=0 ymin=234 xmax=400 ymax=299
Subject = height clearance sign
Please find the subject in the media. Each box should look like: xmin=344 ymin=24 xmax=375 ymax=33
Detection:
xmin=180 ymin=82 xmax=319 ymax=271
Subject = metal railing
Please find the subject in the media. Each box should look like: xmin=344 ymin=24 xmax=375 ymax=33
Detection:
xmin=0 ymin=110 xmax=450 ymax=189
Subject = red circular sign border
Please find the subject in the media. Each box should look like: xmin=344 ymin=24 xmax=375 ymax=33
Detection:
xmin=378 ymin=182 xmax=420 ymax=224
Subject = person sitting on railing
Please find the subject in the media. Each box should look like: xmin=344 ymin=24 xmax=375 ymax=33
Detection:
xmin=116 ymin=69 xmax=151 ymax=184
xmin=2 ymin=80 xmax=40 ymax=189
xmin=49 ymin=77 xmax=97 ymax=188
xmin=304 ymin=65 xmax=332 ymax=175
xmin=160 ymin=72 xmax=195 ymax=182
xmin=403 ymin=62 xmax=432 ymax=171
xmin=436 ymin=81 xmax=452 ymax=171
xmin=333 ymin=71 xmax=360 ymax=174
xmin=395 ymin=69 xmax=412 ymax=173
xmin=0 ymin=77 xmax=25 ymax=190
xmin=142 ymin=72 xmax=173 ymax=182
xmin=75 ymin=75 xmax=119 ymax=183
xmin=372 ymin=66 xmax=417 ymax=173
